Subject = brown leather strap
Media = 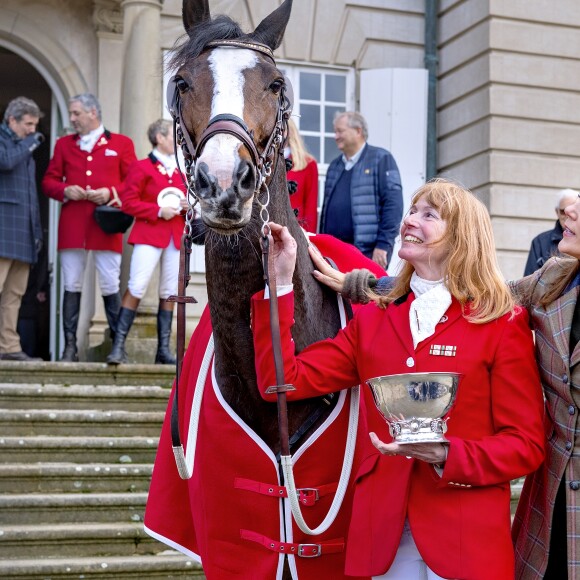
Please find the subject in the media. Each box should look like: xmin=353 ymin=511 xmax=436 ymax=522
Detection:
xmin=167 ymin=233 xmax=197 ymax=448
xmin=261 ymin=234 xmax=291 ymax=457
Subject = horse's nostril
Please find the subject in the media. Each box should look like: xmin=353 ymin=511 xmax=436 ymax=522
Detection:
xmin=235 ymin=161 xmax=256 ymax=196
xmin=195 ymin=162 xmax=217 ymax=198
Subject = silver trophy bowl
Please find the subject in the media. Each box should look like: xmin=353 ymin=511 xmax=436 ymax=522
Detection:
xmin=366 ymin=372 xmax=461 ymax=444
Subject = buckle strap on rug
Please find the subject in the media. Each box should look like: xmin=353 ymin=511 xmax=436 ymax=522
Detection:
xmin=234 ymin=477 xmax=338 ymax=506
xmin=240 ymin=529 xmax=344 ymax=557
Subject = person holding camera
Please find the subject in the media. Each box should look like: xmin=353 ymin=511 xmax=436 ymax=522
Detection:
xmin=0 ymin=96 xmax=44 ymax=361
xmin=42 ymin=93 xmax=136 ymax=362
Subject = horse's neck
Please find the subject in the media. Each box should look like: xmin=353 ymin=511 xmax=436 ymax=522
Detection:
xmin=204 ymin=165 xmax=342 ymax=435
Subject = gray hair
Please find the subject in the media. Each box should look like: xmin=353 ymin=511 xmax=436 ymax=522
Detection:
xmin=3 ymin=96 xmax=43 ymax=123
xmin=334 ymin=111 xmax=368 ymax=141
xmin=557 ymin=188 xmax=579 ymax=208
xmin=69 ymin=93 xmax=102 ymax=121
xmin=147 ymin=119 xmax=172 ymax=146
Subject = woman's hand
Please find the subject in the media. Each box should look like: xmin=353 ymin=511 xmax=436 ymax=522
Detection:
xmin=369 ymin=432 xmax=448 ymax=465
xmin=160 ymin=206 xmax=181 ymax=220
xmin=308 ymin=244 xmax=346 ymax=293
xmin=268 ymin=222 xmax=297 ymax=286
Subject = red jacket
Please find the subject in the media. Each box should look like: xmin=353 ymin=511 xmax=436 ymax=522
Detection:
xmin=122 ymin=154 xmax=186 ymax=249
xmin=42 ymin=130 xmax=137 ymax=253
xmin=288 ymin=157 xmax=318 ymax=233
xmin=252 ymin=292 xmax=546 ymax=579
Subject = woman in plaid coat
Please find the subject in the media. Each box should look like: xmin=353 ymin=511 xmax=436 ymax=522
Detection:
xmin=511 ymin=191 xmax=580 ymax=580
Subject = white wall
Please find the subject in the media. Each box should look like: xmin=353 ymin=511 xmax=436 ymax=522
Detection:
xmin=360 ymin=68 xmax=428 ymax=274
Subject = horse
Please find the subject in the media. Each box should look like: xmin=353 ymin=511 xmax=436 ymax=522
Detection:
xmin=145 ymin=1 xmax=384 ymax=578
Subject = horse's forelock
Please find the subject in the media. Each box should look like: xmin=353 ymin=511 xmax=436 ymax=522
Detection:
xmin=170 ymin=15 xmax=250 ymax=70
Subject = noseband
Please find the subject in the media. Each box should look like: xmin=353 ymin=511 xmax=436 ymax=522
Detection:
xmin=167 ymin=39 xmax=294 ymax=200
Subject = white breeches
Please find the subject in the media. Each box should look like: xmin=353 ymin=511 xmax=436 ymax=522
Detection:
xmin=127 ymin=243 xmax=179 ymax=300
xmin=61 ymin=249 xmax=121 ymax=295
xmin=372 ymin=521 xmax=447 ymax=580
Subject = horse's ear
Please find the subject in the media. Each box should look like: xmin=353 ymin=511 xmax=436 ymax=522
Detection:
xmin=182 ymin=0 xmax=211 ymax=36
xmin=250 ymin=0 xmax=293 ymax=51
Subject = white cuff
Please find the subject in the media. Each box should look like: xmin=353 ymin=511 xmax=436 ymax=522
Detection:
xmin=264 ymin=284 xmax=293 ymax=299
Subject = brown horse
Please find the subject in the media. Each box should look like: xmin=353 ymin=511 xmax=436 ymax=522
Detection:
xmin=145 ymin=1 xmax=380 ymax=578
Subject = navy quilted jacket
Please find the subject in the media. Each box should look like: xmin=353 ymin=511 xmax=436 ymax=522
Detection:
xmin=320 ymin=144 xmax=403 ymax=261
xmin=0 ymin=124 xmax=42 ymax=264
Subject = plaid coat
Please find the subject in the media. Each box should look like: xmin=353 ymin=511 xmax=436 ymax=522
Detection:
xmin=511 ymin=257 xmax=580 ymax=579
xmin=0 ymin=124 xmax=42 ymax=264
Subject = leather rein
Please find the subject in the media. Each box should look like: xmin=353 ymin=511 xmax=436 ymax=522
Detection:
xmin=166 ymin=39 xmax=294 ymax=474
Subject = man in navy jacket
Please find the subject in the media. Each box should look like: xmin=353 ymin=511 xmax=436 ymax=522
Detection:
xmin=320 ymin=111 xmax=403 ymax=269
xmin=0 ymin=96 xmax=44 ymax=361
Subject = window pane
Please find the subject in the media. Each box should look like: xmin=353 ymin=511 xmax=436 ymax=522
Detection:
xmin=324 ymin=137 xmax=341 ymax=164
xmin=300 ymin=104 xmax=320 ymax=132
xmin=304 ymin=136 xmax=320 ymax=161
xmin=325 ymin=106 xmax=345 ymax=131
xmin=326 ymin=75 xmax=346 ymax=102
xmin=300 ymin=72 xmax=321 ymax=100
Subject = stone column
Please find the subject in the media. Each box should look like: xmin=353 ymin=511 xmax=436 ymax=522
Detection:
xmin=120 ymin=0 xmax=163 ymax=156
xmin=86 ymin=0 xmax=126 ymax=360
xmin=118 ymin=0 xmax=165 ymax=363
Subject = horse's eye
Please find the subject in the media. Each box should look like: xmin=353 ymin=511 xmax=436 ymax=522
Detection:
xmin=175 ymin=77 xmax=190 ymax=93
xmin=269 ymin=79 xmax=284 ymax=94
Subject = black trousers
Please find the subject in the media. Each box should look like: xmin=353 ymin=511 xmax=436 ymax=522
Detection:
xmin=544 ymin=477 xmax=568 ymax=579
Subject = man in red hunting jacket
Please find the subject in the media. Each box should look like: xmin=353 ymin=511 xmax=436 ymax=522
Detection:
xmin=42 ymin=93 xmax=136 ymax=361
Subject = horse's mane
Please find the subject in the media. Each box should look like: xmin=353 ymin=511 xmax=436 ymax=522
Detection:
xmin=169 ymin=15 xmax=254 ymax=69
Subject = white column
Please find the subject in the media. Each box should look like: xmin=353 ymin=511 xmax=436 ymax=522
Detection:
xmin=120 ymin=0 xmax=164 ymax=157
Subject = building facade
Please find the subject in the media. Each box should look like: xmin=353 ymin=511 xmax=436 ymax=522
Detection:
xmin=2 ymin=0 xmax=579 ymax=358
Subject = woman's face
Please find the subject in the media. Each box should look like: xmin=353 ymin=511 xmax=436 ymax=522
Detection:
xmin=399 ymin=196 xmax=448 ymax=280
xmin=559 ymin=194 xmax=580 ymax=258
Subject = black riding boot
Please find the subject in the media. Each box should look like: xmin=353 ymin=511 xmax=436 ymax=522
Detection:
xmin=102 ymin=292 xmax=121 ymax=342
xmin=60 ymin=291 xmax=81 ymax=362
xmin=106 ymin=307 xmax=136 ymax=365
xmin=155 ymin=309 xmax=176 ymax=365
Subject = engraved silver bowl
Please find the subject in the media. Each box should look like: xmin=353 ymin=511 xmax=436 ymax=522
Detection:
xmin=366 ymin=372 xmax=461 ymax=444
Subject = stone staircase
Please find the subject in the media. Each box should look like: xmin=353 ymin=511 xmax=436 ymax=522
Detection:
xmin=0 ymin=361 xmax=205 ymax=579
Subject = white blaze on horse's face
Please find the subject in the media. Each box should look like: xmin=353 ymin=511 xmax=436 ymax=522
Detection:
xmin=196 ymin=47 xmax=257 ymax=191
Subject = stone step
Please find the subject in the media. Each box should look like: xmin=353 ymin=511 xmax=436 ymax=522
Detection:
xmin=0 ymin=361 xmax=176 ymax=387
xmin=0 ymin=463 xmax=152 ymax=494
xmin=0 ymin=409 xmax=165 ymax=437
xmin=0 ymin=493 xmax=147 ymax=526
xmin=0 ymin=383 xmax=171 ymax=412
xmin=0 ymin=522 xmax=159 ymax=559
xmin=0 ymin=436 xmax=159 ymax=464
xmin=0 ymin=554 xmax=204 ymax=579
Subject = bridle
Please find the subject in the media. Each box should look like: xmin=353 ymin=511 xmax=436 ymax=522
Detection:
xmin=166 ymin=39 xmax=294 ymax=205
xmin=167 ymin=37 xmax=294 ymax=467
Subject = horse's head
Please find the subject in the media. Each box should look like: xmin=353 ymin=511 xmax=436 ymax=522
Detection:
xmin=169 ymin=0 xmax=293 ymax=235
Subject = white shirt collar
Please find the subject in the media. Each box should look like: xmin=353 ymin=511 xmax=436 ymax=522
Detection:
xmin=152 ymin=148 xmax=177 ymax=175
xmin=78 ymin=124 xmax=105 ymax=152
xmin=409 ymin=272 xmax=452 ymax=349
xmin=342 ymin=142 xmax=366 ymax=171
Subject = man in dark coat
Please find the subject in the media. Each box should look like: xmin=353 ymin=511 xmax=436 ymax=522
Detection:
xmin=0 ymin=96 xmax=44 ymax=361
xmin=319 ymin=111 xmax=403 ymax=269
xmin=524 ymin=188 xmax=578 ymax=276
